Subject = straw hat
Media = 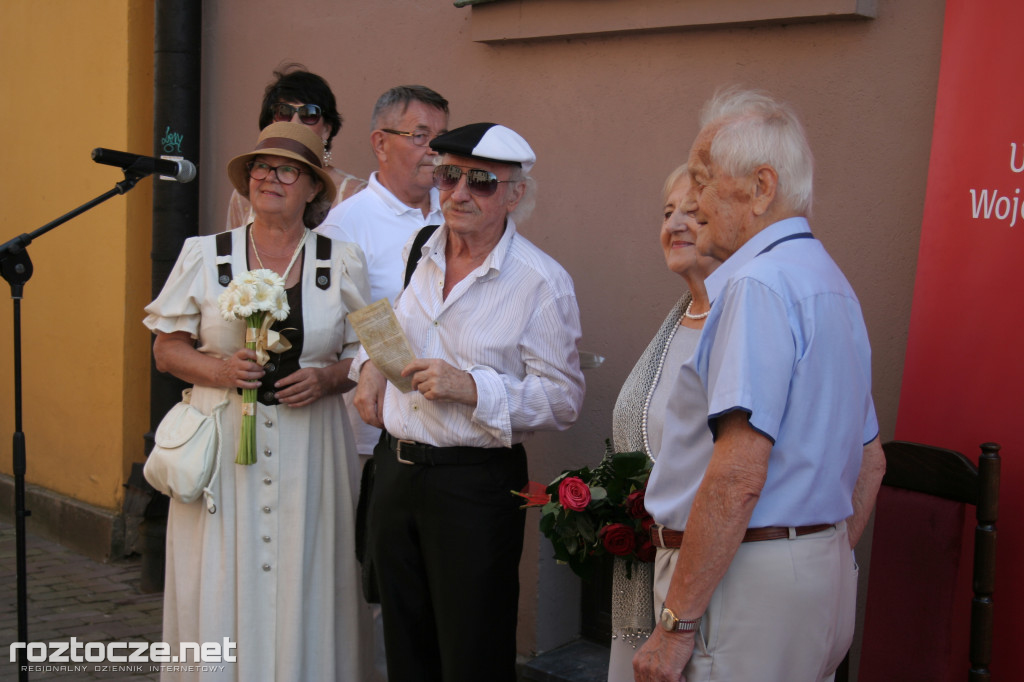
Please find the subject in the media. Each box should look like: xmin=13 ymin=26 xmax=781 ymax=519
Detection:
xmin=226 ymin=121 xmax=336 ymax=204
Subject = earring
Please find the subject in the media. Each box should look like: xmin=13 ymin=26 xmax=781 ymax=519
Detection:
xmin=322 ymin=139 xmax=332 ymax=167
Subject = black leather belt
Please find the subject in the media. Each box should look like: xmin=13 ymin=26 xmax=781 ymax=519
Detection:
xmin=384 ymin=433 xmax=521 ymax=466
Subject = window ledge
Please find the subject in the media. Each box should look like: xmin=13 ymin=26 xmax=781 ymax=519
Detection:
xmin=463 ymin=0 xmax=876 ymax=43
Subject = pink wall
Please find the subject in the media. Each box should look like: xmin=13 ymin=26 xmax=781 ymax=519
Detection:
xmin=199 ymin=0 xmax=945 ymax=671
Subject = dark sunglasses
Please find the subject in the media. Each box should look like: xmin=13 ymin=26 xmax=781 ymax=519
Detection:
xmin=432 ymin=164 xmax=517 ymax=198
xmin=271 ymin=102 xmax=323 ymax=126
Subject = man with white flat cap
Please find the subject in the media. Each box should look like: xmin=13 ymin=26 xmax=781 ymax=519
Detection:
xmin=352 ymin=122 xmax=585 ymax=682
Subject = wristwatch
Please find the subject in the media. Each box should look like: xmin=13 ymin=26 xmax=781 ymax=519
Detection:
xmin=659 ymin=604 xmax=701 ymax=633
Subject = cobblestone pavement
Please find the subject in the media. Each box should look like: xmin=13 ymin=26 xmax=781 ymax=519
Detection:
xmin=0 ymin=522 xmax=163 ymax=681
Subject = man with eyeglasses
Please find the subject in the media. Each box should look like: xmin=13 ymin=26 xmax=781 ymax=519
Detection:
xmin=351 ymin=123 xmax=585 ymax=682
xmin=317 ymin=84 xmax=449 ymax=462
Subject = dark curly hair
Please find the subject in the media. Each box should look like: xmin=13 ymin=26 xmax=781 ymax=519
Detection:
xmin=257 ymin=63 xmax=343 ymax=151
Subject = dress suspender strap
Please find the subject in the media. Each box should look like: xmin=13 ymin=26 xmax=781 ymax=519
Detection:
xmin=314 ymin=233 xmax=332 ymax=290
xmin=215 ymin=230 xmax=233 ymax=287
xmin=216 ymin=228 xmax=328 ymax=288
xmin=404 ymin=224 xmax=440 ymax=288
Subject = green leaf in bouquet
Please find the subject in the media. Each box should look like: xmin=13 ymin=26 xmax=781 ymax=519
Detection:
xmin=564 ymin=535 xmax=578 ymax=556
xmin=576 ymin=512 xmax=596 ymax=544
xmin=555 ymin=518 xmax=576 ymax=539
xmin=589 ymin=486 xmax=608 ymax=503
xmin=539 ymin=511 xmax=557 ymax=536
xmin=628 ymin=473 xmax=649 ymax=487
xmin=546 ymin=465 xmax=593 ymax=494
xmin=602 ymin=478 xmax=627 ymax=502
xmin=541 ymin=501 xmax=560 ymax=516
xmin=567 ymin=553 xmax=593 ymax=580
xmin=610 ymin=451 xmax=651 ymax=478
xmin=551 ymin=541 xmax=572 ymax=563
xmin=546 ymin=470 xmax=571 ymax=490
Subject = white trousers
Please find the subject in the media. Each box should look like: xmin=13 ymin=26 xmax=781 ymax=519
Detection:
xmin=653 ymin=522 xmax=857 ymax=682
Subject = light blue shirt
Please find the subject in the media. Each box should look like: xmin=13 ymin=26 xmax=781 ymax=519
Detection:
xmin=646 ymin=217 xmax=878 ymax=529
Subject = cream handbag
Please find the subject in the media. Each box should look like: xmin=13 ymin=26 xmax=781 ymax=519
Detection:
xmin=144 ymin=388 xmax=230 ymax=513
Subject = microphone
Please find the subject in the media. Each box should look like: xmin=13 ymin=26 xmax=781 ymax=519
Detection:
xmin=91 ymin=148 xmax=197 ymax=183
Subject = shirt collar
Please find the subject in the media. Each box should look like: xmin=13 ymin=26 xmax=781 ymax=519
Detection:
xmin=424 ymin=217 xmax=518 ymax=282
xmin=480 ymin=217 xmax=517 ymax=279
xmin=703 ymin=216 xmax=811 ymax=303
xmin=368 ymin=171 xmax=442 ymax=218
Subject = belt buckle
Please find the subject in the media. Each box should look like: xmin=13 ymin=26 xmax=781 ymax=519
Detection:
xmin=396 ymin=439 xmax=416 ymax=465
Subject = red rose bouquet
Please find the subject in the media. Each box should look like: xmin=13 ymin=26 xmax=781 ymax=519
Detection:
xmin=514 ymin=442 xmax=654 ymax=579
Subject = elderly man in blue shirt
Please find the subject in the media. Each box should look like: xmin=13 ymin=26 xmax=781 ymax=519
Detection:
xmin=634 ymin=88 xmax=886 ymax=682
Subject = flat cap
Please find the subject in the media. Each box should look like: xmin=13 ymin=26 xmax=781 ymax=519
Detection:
xmin=429 ymin=122 xmax=535 ymax=173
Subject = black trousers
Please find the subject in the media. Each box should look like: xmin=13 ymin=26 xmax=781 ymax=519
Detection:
xmin=370 ymin=435 xmax=528 ymax=682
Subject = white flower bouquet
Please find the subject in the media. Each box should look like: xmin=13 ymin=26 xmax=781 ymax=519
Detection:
xmin=217 ymin=269 xmax=291 ymax=465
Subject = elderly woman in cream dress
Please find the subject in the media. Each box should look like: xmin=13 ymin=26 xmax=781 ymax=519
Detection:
xmin=145 ymin=122 xmax=372 ymax=681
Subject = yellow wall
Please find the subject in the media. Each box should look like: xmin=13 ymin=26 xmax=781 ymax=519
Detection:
xmin=0 ymin=1 xmax=154 ymax=511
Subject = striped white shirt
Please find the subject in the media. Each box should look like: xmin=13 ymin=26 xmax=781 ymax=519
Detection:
xmin=353 ymin=219 xmax=585 ymax=448
xmin=318 ymin=172 xmax=443 ymax=454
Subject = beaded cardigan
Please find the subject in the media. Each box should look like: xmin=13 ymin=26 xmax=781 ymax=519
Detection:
xmin=611 ymin=293 xmax=692 ymax=456
xmin=608 ymin=291 xmax=692 ymax=647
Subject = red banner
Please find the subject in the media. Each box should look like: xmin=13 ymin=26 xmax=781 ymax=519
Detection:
xmin=895 ymin=0 xmax=1023 ymax=674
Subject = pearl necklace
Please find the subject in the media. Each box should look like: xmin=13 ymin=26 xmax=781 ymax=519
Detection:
xmin=640 ymin=297 xmax=712 ymax=458
xmin=640 ymin=307 xmax=684 ymax=461
xmin=250 ymin=226 xmax=308 ymax=281
xmin=682 ymin=299 xmax=710 ymax=320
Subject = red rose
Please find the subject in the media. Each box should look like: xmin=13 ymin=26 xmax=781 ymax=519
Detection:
xmin=636 ymin=538 xmax=656 ymax=563
xmin=599 ymin=523 xmax=636 ymax=556
xmin=558 ymin=477 xmax=591 ymax=512
xmin=625 ymin=488 xmax=647 ymax=519
xmin=641 ymin=515 xmax=656 ymax=534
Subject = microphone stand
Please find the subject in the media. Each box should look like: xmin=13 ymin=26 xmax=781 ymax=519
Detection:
xmin=0 ymin=167 xmax=149 ymax=682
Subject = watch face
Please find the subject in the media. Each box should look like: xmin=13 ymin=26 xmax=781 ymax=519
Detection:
xmin=659 ymin=606 xmax=676 ymax=631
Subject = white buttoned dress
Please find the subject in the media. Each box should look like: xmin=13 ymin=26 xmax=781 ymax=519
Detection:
xmin=144 ymin=227 xmax=371 ymax=681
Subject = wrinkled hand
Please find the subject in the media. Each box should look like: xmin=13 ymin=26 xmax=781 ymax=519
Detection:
xmin=353 ymin=363 xmax=387 ymax=428
xmin=273 ymin=367 xmax=334 ymax=408
xmin=402 ymin=359 xmax=477 ymax=406
xmin=221 ymin=348 xmax=264 ymax=389
xmin=633 ymin=628 xmax=695 ymax=682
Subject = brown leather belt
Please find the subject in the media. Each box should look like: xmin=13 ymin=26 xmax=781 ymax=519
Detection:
xmin=651 ymin=523 xmax=835 ymax=548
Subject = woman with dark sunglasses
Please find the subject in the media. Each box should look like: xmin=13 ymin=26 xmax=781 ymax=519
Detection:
xmin=226 ymin=64 xmax=366 ymax=230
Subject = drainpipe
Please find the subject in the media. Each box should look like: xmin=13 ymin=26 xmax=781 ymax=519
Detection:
xmin=137 ymin=0 xmax=202 ymax=593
